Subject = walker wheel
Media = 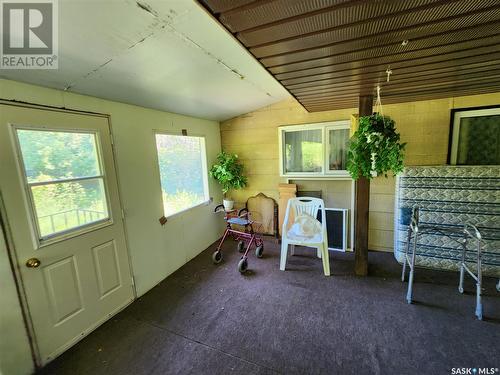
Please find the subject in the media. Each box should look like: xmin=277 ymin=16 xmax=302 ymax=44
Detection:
xmin=255 ymin=245 xmax=264 ymax=258
xmin=212 ymin=251 xmax=223 ymax=264
xmin=458 ymin=286 xmax=464 ymax=294
xmin=237 ymin=241 xmax=245 ymax=253
xmin=238 ymin=257 xmax=248 ymax=273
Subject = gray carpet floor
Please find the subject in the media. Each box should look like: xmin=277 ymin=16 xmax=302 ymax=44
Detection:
xmin=39 ymin=239 xmax=500 ymax=375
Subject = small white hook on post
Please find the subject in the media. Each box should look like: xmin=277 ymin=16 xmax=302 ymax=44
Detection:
xmin=386 ymin=67 xmax=392 ymax=82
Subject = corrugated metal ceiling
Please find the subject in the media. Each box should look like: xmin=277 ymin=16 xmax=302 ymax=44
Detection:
xmin=199 ymin=0 xmax=500 ymax=111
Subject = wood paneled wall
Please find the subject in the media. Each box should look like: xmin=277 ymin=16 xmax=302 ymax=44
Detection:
xmin=220 ymin=92 xmax=500 ymax=252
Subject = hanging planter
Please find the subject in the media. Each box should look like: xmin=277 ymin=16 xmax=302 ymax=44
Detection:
xmin=347 ymin=113 xmax=406 ymax=180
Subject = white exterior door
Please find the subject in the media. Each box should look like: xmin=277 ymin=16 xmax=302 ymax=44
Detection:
xmin=0 ymin=104 xmax=134 ymax=365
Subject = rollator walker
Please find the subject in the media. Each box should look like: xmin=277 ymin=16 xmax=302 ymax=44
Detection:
xmin=212 ymin=205 xmax=264 ymax=273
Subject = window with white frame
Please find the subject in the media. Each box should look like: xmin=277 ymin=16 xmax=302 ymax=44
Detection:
xmin=449 ymin=107 xmax=500 ymax=165
xmin=15 ymin=128 xmax=110 ymax=240
xmin=279 ymin=121 xmax=351 ymax=177
xmin=283 ymin=128 xmax=323 ymax=174
xmin=155 ymin=133 xmax=209 ymax=217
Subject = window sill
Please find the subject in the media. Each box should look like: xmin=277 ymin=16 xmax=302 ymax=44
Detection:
xmin=282 ymin=173 xmax=352 ymax=180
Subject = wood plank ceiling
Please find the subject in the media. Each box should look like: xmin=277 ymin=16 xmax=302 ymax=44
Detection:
xmin=198 ymin=0 xmax=500 ymax=112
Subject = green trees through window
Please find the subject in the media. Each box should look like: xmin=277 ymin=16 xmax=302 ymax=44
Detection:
xmin=16 ymin=129 xmax=108 ymax=238
xmin=155 ymin=134 xmax=209 ymax=217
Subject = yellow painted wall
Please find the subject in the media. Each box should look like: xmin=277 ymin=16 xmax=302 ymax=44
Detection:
xmin=220 ymin=92 xmax=500 ymax=252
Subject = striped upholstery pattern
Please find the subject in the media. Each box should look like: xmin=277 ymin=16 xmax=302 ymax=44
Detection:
xmin=394 ymin=166 xmax=500 ymax=277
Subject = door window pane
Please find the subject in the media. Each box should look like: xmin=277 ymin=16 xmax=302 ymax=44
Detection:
xmin=17 ymin=130 xmax=100 ymax=182
xmin=32 ymin=179 xmax=108 ymax=238
xmin=284 ymin=129 xmax=322 ymax=173
xmin=155 ymin=134 xmax=209 ymax=217
xmin=455 ymin=115 xmax=500 ymax=165
xmin=328 ymin=128 xmax=349 ymax=171
xmin=16 ymin=129 xmax=109 ymax=239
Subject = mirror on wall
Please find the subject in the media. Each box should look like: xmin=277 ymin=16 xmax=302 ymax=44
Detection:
xmin=449 ymin=106 xmax=500 ymax=165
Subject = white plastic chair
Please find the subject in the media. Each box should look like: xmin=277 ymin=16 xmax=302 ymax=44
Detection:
xmin=280 ymin=197 xmax=330 ymax=276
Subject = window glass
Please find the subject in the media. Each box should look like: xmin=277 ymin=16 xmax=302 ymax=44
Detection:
xmin=328 ymin=128 xmax=349 ymax=171
xmin=17 ymin=130 xmax=100 ymax=183
xmin=456 ymin=115 xmax=500 ymax=165
xmin=32 ymin=179 xmax=108 ymax=237
xmin=284 ymin=129 xmax=322 ymax=173
xmin=16 ymin=129 xmax=109 ymax=239
xmin=155 ymin=134 xmax=208 ymax=217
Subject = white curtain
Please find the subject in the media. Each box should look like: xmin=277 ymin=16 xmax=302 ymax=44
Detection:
xmin=329 ymin=128 xmax=349 ymax=170
xmin=285 ymin=129 xmax=322 ymax=172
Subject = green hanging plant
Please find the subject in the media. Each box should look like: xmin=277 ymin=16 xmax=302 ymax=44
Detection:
xmin=209 ymin=151 xmax=248 ymax=197
xmin=347 ymin=113 xmax=406 ymax=180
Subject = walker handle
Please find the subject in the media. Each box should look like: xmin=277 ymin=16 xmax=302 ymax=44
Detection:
xmin=238 ymin=208 xmax=249 ymax=217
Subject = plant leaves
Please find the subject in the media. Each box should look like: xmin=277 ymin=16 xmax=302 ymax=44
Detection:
xmin=347 ymin=113 xmax=406 ymax=180
xmin=209 ymin=151 xmax=248 ymax=196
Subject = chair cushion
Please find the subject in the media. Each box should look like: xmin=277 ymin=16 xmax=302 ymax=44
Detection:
xmin=287 ymin=214 xmax=323 ymax=243
xmin=286 ymin=230 xmax=323 ymax=244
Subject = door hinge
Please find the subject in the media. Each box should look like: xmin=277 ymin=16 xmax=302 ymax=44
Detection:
xmin=110 ymin=132 xmax=115 ymax=145
xmin=121 ymin=208 xmax=125 ymax=220
xmin=131 ymin=276 xmax=135 ymax=287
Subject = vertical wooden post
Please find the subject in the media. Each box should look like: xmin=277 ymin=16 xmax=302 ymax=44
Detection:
xmin=354 ymin=95 xmax=373 ymax=276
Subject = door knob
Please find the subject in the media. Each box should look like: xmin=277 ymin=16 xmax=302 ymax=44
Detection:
xmin=26 ymin=258 xmax=41 ymax=268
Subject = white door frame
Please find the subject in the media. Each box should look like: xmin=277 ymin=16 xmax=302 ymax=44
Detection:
xmin=0 ymin=99 xmax=136 ymax=369
xmin=0 ymin=191 xmax=40 ymax=368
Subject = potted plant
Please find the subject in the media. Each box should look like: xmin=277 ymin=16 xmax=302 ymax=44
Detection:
xmin=347 ymin=113 xmax=406 ymax=179
xmin=209 ymin=151 xmax=248 ymax=211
